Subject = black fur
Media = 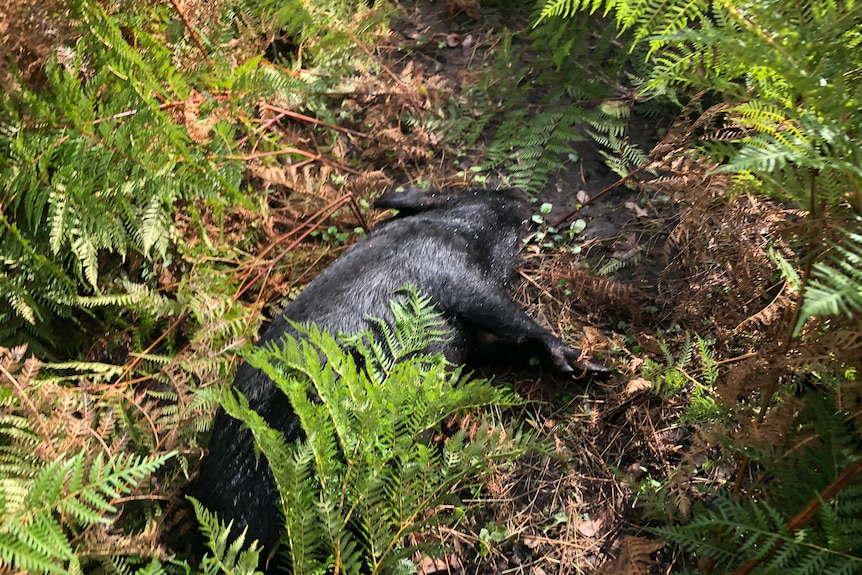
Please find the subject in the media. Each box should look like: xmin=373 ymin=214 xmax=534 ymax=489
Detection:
xmin=195 ymin=188 xmax=606 ymax=557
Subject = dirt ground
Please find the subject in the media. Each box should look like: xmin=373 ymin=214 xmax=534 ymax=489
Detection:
xmin=1 ymin=0 xmax=797 ymax=573
xmin=0 ymin=0 xmax=74 ymax=92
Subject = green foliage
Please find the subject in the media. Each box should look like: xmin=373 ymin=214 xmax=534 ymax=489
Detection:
xmin=797 ymin=220 xmax=862 ymax=334
xmin=0 ymin=0 xmax=390 ymax=357
xmin=527 ymin=7 xmax=631 ymax=99
xmin=653 ymin=391 xmax=862 ymax=573
xmin=485 ymin=106 xmax=588 ymax=193
xmin=443 ymin=9 xmax=649 ymax=194
xmin=339 ymin=288 xmax=454 ymax=382
xmin=635 ymin=0 xmax=862 ymax=219
xmin=0 ymin=341 xmax=220 ymax=574
xmin=202 ymin=289 xmax=532 ymax=574
xmin=536 ymin=0 xmax=862 ymax=202
xmin=537 ymin=0 xmax=862 ymax=338
xmin=587 ymin=99 xmax=650 ymax=178
xmin=654 ymin=490 xmax=862 ymax=573
xmin=642 ymin=333 xmax=721 ymax=425
xmin=0 ymin=450 xmax=175 ymax=574
xmin=190 ymin=499 xmax=263 ymax=575
xmin=646 ymin=373 xmax=862 ymax=572
xmin=249 ymin=0 xmax=392 ymax=80
xmin=1 ymin=0 xmax=244 ymax=353
xmin=526 ymin=202 xmax=586 ymax=253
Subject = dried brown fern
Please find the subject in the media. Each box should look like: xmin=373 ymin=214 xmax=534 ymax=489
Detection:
xmin=594 ymin=536 xmax=664 ymax=575
xmin=646 ymin=110 xmax=794 ymax=351
xmin=0 ymin=344 xmax=211 ymax=566
xmin=636 ymin=103 xmax=862 ymax=547
xmin=566 ymin=268 xmax=646 ymax=321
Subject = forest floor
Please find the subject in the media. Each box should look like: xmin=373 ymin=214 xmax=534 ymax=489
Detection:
xmin=0 ymin=0 xmax=73 ymax=93
xmin=2 ymin=0 xmax=795 ymax=573
xmin=323 ymin=6 xmax=790 ymax=571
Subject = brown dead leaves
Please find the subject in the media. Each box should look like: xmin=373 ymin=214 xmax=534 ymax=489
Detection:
xmin=595 ymin=536 xmax=664 ymax=575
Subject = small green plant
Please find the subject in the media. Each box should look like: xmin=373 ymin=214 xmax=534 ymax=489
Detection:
xmin=190 ymin=499 xmax=263 ymax=575
xmin=202 ymin=288 xmax=533 ymax=574
xmin=478 ymin=522 xmax=509 ymax=557
xmin=642 ymin=333 xmax=721 ymax=425
xmin=528 ymin=202 xmax=587 ymax=252
xmin=310 ymin=225 xmax=352 ymax=246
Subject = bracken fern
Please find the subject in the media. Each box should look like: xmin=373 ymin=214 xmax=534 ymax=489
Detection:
xmin=201 ymin=289 xmax=533 ymax=574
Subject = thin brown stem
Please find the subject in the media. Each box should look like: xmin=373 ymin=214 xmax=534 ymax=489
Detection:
xmin=552 ymin=164 xmax=648 ymax=228
xmin=168 ymin=0 xmax=207 ymax=56
xmin=260 ymin=103 xmax=368 ymax=138
xmin=234 ymin=194 xmax=354 ymax=303
xmin=733 ymin=457 xmax=862 ymax=575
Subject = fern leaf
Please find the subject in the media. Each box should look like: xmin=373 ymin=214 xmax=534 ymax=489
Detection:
xmin=0 ymin=448 xmax=175 ymax=573
xmin=0 ymin=512 xmax=74 ymax=574
xmin=189 ymin=498 xmax=262 ymax=575
xmin=47 ymin=189 xmax=68 ymax=256
xmin=138 ymin=193 xmax=170 ymax=258
xmin=537 ymin=0 xmax=610 ymax=22
xmin=796 ymin=222 xmax=862 ymax=334
xmin=211 ymin=293 xmax=531 ymax=573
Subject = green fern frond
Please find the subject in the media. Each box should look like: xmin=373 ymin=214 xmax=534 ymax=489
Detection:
xmin=588 ymin=100 xmax=650 ymax=178
xmin=596 ymin=252 xmax=643 ymax=276
xmin=484 ymin=106 xmax=588 ymax=193
xmin=797 ymin=221 xmax=862 ymax=334
xmin=537 ymin=0 xmax=611 ymax=23
xmin=47 ymin=190 xmax=68 ymax=256
xmin=39 ymin=452 xmax=174 ymax=524
xmin=653 ymin=487 xmax=862 ymax=572
xmin=189 ymin=497 xmax=262 ymax=575
xmin=7 ymin=294 xmax=37 ymax=325
xmin=208 ymin=292 xmax=532 ymax=574
xmin=340 ymin=287 xmax=451 ymax=381
xmin=657 ymin=389 xmax=862 ymax=572
xmin=73 ymin=291 xmax=148 ymax=309
xmin=138 ymin=194 xmax=171 ymax=258
xmin=0 ymin=511 xmax=75 ymax=574
xmin=390 ymin=287 xmax=452 ymax=353
xmin=642 ymin=333 xmax=721 ymax=425
xmin=0 ymin=450 xmax=175 ymax=574
xmin=36 ymin=361 xmax=125 ymax=384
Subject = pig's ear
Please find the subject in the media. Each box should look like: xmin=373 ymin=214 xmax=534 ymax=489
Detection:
xmin=373 ymin=188 xmax=450 ymax=213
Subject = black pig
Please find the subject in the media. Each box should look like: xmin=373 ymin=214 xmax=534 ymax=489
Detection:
xmin=196 ymin=187 xmax=606 ymax=556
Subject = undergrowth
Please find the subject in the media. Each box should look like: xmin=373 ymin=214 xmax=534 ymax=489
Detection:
xmin=3 ymin=0 xmax=862 ymax=572
xmin=0 ymin=290 xmax=533 ymax=574
xmin=201 ymin=289 xmax=532 ymax=574
xmin=0 ymin=345 xmax=187 ymax=573
xmin=443 ymin=7 xmax=657 ymax=194
xmin=530 ymin=0 xmax=862 ymax=571
xmin=0 ymin=0 xmax=388 ymax=357
xmin=0 ymin=0 xmax=399 ymax=570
